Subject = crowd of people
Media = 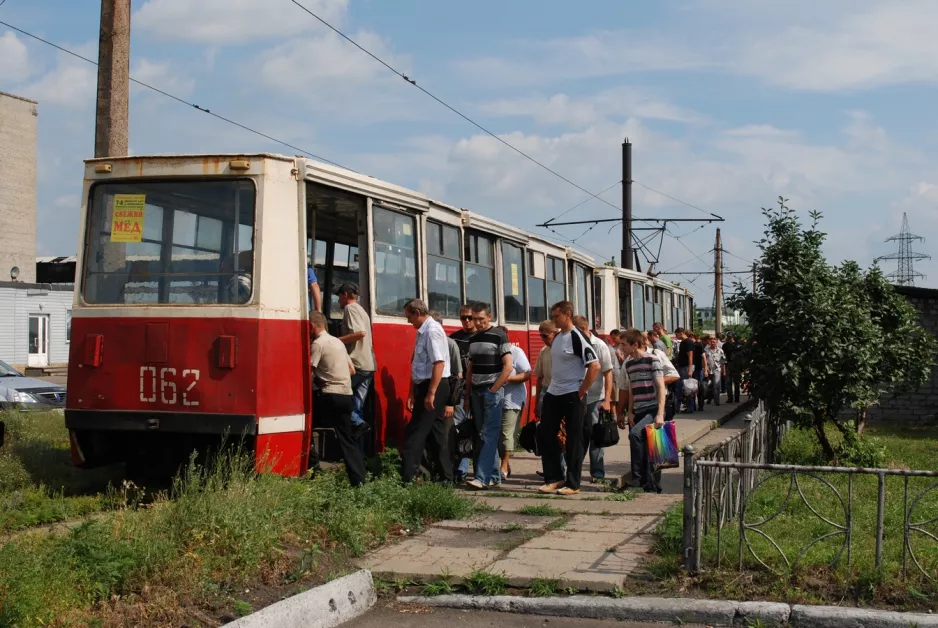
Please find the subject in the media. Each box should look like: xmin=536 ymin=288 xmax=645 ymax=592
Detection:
xmin=305 ymin=273 xmax=748 ymax=494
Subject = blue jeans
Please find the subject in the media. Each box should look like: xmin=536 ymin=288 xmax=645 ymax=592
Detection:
xmin=350 ymin=370 xmax=373 ymax=427
xmin=586 ymin=400 xmax=605 ymax=479
xmin=470 ymin=387 xmax=505 ymax=486
xmin=628 ymin=411 xmax=662 ymax=493
xmin=454 ymin=404 xmax=471 ymax=478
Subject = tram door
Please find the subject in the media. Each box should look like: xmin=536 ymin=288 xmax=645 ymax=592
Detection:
xmin=306 ymin=183 xmax=369 ymax=335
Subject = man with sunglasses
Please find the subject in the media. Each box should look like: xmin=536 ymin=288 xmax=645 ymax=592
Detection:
xmin=450 ymin=304 xmax=476 ymax=482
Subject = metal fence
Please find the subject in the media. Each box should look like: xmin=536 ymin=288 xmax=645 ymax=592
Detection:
xmin=682 ymin=408 xmax=938 ymax=579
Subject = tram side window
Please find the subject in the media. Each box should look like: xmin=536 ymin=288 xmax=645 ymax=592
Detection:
xmin=633 ymin=282 xmax=645 ymax=330
xmin=527 ymin=251 xmax=546 ymax=323
xmin=465 ymin=232 xmax=495 ymax=314
xmin=373 ymin=206 xmax=418 ymax=316
xmin=546 ymin=256 xmax=565 ymax=308
xmin=82 ymin=180 xmax=256 ymax=305
xmin=502 ymin=241 xmax=526 ymax=323
xmin=575 ymin=264 xmax=590 ymax=320
xmin=618 ymin=278 xmax=631 ymax=329
xmin=427 ymin=221 xmax=462 ymax=318
xmin=644 ymin=285 xmax=654 ymax=330
xmin=593 ymin=274 xmax=602 ymax=330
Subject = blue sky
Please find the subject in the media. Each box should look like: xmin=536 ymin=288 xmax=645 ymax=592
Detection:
xmin=3 ymin=0 xmax=938 ymax=298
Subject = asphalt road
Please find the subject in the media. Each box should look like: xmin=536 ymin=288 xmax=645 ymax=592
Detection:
xmin=347 ymin=601 xmax=706 ymax=628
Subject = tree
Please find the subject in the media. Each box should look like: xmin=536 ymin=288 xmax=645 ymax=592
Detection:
xmin=730 ymin=199 xmax=936 ymax=463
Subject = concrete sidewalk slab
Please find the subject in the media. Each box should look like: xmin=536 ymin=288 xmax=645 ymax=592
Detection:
xmin=467 ymin=493 xmax=680 ymax=514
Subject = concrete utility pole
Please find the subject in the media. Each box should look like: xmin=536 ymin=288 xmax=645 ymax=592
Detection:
xmin=621 ymin=139 xmax=633 ymax=271
xmin=94 ymin=0 xmax=131 ymax=158
xmin=714 ymin=228 xmax=723 ymax=335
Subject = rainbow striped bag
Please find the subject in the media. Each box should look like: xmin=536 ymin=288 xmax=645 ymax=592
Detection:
xmin=645 ymin=421 xmax=679 ymax=470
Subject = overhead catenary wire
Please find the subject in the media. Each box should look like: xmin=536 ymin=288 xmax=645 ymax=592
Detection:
xmin=0 ymin=19 xmax=352 ymax=171
xmin=289 ymin=0 xmax=624 ymax=216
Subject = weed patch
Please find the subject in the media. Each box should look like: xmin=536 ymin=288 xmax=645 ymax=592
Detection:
xmin=519 ymin=504 xmax=563 ymax=517
xmin=529 ymin=577 xmax=559 ymax=597
xmin=463 ymin=569 xmax=508 ymax=596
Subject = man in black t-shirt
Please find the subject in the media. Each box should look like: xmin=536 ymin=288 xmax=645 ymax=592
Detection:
xmin=692 ymin=333 xmax=707 ymax=412
xmin=674 ymin=328 xmax=696 ymax=413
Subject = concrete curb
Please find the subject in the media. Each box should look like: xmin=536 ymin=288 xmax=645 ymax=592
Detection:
xmin=224 ymin=570 xmax=376 ymax=628
xmin=398 ymin=594 xmax=938 ymax=627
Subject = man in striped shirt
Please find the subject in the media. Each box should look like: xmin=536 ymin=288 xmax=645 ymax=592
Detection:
xmin=464 ymin=302 xmax=513 ymax=490
xmin=617 ymin=327 xmax=667 ymax=493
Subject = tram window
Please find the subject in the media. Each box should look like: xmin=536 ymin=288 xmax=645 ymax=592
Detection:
xmin=618 ymin=278 xmax=631 ymax=329
xmin=633 ymin=283 xmax=645 ymax=330
xmin=465 ymin=232 xmax=495 ymax=314
xmin=663 ymin=291 xmax=673 ymax=330
xmin=373 ymin=206 xmax=418 ymax=316
xmin=546 ymin=255 xmax=565 ymax=307
xmin=593 ymin=274 xmax=602 ymax=329
xmin=575 ymin=264 xmax=590 ymax=319
xmin=82 ymin=179 xmax=256 ymax=305
xmin=427 ymin=221 xmax=462 ymax=318
xmin=527 ymin=251 xmax=546 ymax=323
xmin=502 ymin=242 xmax=526 ymax=323
xmin=328 ymin=243 xmax=359 ymax=320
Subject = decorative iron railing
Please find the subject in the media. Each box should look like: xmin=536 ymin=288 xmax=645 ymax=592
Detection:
xmin=682 ymin=413 xmax=938 ymax=579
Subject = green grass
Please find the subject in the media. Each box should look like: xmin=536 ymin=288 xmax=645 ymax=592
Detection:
xmin=0 ymin=411 xmax=126 ymax=534
xmin=518 ymin=504 xmax=563 ymax=517
xmin=463 ymin=569 xmax=508 ymax=596
xmin=529 ymin=577 xmax=560 ymax=597
xmin=0 ymin=446 xmax=472 ymax=626
xmin=700 ymin=423 xmax=938 ymax=580
xmin=420 ymin=578 xmax=455 ymax=596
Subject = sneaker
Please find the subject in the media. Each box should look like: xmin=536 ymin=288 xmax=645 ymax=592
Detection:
xmin=557 ymin=487 xmax=580 ymax=496
xmin=538 ymin=481 xmax=564 ymax=494
xmin=466 ymin=479 xmax=487 ymax=490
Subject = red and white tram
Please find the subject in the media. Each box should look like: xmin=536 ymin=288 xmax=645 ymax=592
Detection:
xmin=66 ymin=153 xmax=694 ymax=477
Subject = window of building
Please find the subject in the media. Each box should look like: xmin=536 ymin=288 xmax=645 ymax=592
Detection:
xmin=501 ymin=241 xmax=525 ymax=323
xmin=82 ymin=180 xmax=256 ymax=305
xmin=427 ymin=221 xmax=462 ymax=318
xmin=546 ymin=256 xmax=565 ymax=308
xmin=527 ymin=251 xmax=546 ymax=323
xmin=465 ymin=232 xmax=495 ymax=314
xmin=373 ymin=205 xmax=418 ymax=316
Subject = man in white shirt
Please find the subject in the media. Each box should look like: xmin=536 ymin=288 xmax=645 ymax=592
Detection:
xmin=573 ymin=316 xmax=614 ymax=483
xmin=401 ymin=298 xmax=452 ymax=483
xmin=538 ymin=301 xmax=600 ymax=496
xmin=498 ymin=333 xmax=531 ymax=481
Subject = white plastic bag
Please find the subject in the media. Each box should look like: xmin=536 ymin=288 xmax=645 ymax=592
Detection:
xmin=682 ymin=377 xmax=698 ymax=398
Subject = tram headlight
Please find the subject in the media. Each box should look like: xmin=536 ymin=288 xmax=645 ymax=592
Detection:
xmin=10 ymin=390 xmax=39 ymax=404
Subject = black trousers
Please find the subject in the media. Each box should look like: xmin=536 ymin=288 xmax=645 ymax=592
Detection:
xmin=401 ymin=379 xmax=452 ymax=483
xmin=538 ymin=391 xmax=588 ymax=490
xmin=315 ymin=392 xmax=367 ymax=487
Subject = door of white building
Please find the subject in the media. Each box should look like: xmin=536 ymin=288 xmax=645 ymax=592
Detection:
xmin=27 ymin=314 xmax=49 ymax=368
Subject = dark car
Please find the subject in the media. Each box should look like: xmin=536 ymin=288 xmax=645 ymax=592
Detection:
xmin=0 ymin=359 xmax=67 ymax=410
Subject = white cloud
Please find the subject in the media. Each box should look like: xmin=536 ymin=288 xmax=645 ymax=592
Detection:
xmin=457 ymin=29 xmax=707 ymax=87
xmin=477 ymin=88 xmax=704 ymax=128
xmin=0 ymin=31 xmax=31 ymax=82
xmin=733 ymin=2 xmax=938 ymax=91
xmin=20 ymin=60 xmax=96 ymax=109
xmin=131 ymin=58 xmax=195 ymax=97
xmin=134 ymin=0 xmax=349 ymax=44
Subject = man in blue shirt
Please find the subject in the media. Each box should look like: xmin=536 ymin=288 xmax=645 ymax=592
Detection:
xmin=308 ymin=265 xmax=322 ymax=312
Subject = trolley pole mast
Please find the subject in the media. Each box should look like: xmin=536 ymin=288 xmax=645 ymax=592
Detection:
xmin=714 ymin=228 xmax=723 ymax=335
xmin=622 ymin=139 xmax=633 ymax=271
xmin=94 ymin=0 xmax=131 ymax=157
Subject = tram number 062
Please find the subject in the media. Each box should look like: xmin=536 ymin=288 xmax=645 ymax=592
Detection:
xmin=139 ymin=367 xmax=200 ymax=406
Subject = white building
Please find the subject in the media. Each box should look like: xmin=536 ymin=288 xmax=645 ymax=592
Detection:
xmin=0 ymin=91 xmax=38 ymax=284
xmin=0 ymin=281 xmax=73 ymax=371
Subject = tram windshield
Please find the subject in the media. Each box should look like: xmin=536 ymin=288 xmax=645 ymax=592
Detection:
xmin=81 ymin=180 xmax=256 ymax=305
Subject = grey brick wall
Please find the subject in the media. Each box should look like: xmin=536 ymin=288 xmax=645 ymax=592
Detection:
xmin=0 ymin=91 xmax=38 ymax=284
xmin=869 ymin=286 xmax=938 ymax=425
